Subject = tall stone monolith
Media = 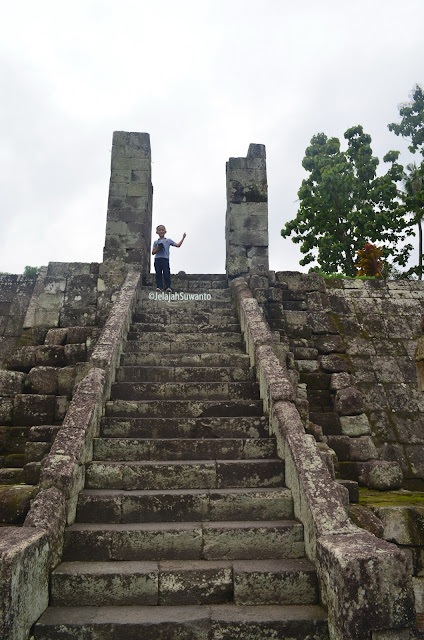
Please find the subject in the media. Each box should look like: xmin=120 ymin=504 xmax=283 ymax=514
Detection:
xmin=103 ymin=131 xmax=153 ymax=279
xmin=225 ymin=143 xmax=269 ymax=278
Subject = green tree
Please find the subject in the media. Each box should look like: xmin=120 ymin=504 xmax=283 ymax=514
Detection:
xmin=388 ymin=84 xmax=424 ymax=154
xmin=402 ymin=162 xmax=424 ymax=279
xmin=23 ymin=266 xmax=41 ymax=275
xmin=281 ymin=125 xmax=412 ymax=276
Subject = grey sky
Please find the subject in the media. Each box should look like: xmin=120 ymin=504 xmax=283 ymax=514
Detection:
xmin=1 ymin=0 xmax=423 ymax=275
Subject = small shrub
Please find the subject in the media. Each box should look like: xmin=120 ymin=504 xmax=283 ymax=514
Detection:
xmin=355 ymin=243 xmax=383 ymax=277
xmin=23 ymin=266 xmax=42 ymax=276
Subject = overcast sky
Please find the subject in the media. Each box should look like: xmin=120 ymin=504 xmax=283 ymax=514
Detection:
xmin=1 ymin=0 xmax=423 ymax=276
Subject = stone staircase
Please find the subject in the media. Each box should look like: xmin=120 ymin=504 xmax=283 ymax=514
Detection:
xmin=33 ymin=275 xmax=329 ymax=640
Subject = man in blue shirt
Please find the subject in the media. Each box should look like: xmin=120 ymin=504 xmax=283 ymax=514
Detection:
xmin=152 ymin=224 xmax=186 ymax=291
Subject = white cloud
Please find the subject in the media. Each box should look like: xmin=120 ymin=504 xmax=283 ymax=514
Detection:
xmin=0 ymin=0 xmax=423 ymax=274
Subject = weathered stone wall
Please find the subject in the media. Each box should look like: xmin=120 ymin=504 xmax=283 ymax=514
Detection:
xmin=247 ymin=272 xmax=424 ymax=490
xmin=326 ymin=278 xmax=424 ymax=490
xmin=231 ymin=277 xmax=415 ymax=640
xmin=103 ymin=131 xmax=153 ymax=277
xmin=0 ymin=270 xmax=141 ymax=640
xmin=0 ymin=261 xmax=127 ymax=369
xmin=0 ymin=274 xmax=38 ymax=366
xmin=225 ymin=143 xmax=269 ymax=278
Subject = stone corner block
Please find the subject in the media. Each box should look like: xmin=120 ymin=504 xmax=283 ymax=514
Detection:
xmin=0 ymin=527 xmax=50 ymax=640
xmin=317 ymin=531 xmax=415 ymax=640
xmin=359 ymin=461 xmax=403 ymax=491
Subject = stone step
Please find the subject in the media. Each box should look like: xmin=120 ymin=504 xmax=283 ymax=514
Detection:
xmin=124 ymin=340 xmax=245 ymax=354
xmin=93 ymin=437 xmax=276 ymax=461
xmin=126 ymin=331 xmax=243 ymax=344
xmin=0 ymin=484 xmax=37 ymax=524
xmin=85 ymin=459 xmax=284 ymax=490
xmin=116 ymin=365 xmax=255 ymax=383
xmin=0 ymin=468 xmax=25 ymax=484
xmin=120 ymin=352 xmax=251 ymax=368
xmin=110 ymin=381 xmax=260 ymax=401
xmin=49 ymin=558 xmax=318 ymax=607
xmin=142 ymin=281 xmax=229 ymax=293
xmin=76 ymin=488 xmax=294 ymax=523
xmin=100 ymin=416 xmax=270 ymax=439
xmin=130 ymin=323 xmax=241 ymax=333
xmin=63 ymin=520 xmax=305 ymax=562
xmin=34 ymin=604 xmax=329 ymax=640
xmin=3 ymin=453 xmax=26 ymax=468
xmin=135 ymin=299 xmax=235 ymax=312
xmin=133 ymin=311 xmax=238 ymax=325
xmin=105 ymin=400 xmax=264 ymax=419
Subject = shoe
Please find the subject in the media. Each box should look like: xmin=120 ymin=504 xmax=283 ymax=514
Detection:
xmin=166 ymin=288 xmax=173 ymax=292
xmin=156 ymin=288 xmax=162 ymax=291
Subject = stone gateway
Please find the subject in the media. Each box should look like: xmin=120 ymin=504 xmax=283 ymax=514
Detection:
xmin=0 ymin=132 xmax=423 ymax=640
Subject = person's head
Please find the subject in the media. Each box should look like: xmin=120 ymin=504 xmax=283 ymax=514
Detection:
xmin=156 ymin=225 xmax=166 ymax=238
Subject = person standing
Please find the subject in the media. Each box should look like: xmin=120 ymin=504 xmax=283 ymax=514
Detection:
xmin=152 ymin=225 xmax=186 ymax=291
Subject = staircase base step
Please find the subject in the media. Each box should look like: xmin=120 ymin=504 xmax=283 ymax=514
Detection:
xmin=50 ymin=558 xmax=318 ymax=607
xmin=34 ymin=604 xmax=329 ymax=639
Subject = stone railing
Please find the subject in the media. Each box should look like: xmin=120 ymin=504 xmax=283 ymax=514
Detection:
xmin=230 ymin=276 xmax=415 ymax=640
xmin=0 ymin=268 xmax=140 ymax=640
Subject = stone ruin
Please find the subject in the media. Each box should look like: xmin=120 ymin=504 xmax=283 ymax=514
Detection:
xmin=0 ymin=131 xmax=423 ymax=639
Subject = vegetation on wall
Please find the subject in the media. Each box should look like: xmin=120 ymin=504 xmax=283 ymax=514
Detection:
xmin=355 ymin=243 xmax=384 ymax=277
xmin=23 ymin=266 xmax=42 ymax=276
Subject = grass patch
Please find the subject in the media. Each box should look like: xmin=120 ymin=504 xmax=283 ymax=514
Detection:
xmin=359 ymin=488 xmax=424 ymax=506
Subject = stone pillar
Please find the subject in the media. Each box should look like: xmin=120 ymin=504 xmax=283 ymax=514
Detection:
xmin=103 ymin=131 xmax=153 ymax=278
xmin=225 ymin=143 xmax=269 ymax=278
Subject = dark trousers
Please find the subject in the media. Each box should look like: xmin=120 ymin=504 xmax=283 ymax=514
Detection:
xmin=154 ymin=258 xmax=171 ymax=290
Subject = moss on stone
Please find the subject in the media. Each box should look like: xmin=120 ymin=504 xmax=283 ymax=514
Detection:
xmin=359 ymin=487 xmax=424 ymax=506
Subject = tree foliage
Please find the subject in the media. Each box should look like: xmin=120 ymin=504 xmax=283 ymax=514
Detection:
xmin=23 ymin=266 xmax=41 ymax=275
xmin=388 ymin=85 xmax=424 ymax=154
xmin=401 ymin=162 xmax=424 ymax=279
xmin=281 ymin=125 xmax=412 ymax=276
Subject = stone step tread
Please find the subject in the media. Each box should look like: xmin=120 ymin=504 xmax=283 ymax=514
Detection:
xmin=66 ymin=520 xmax=301 ymax=532
xmin=0 ymin=468 xmax=25 ymax=483
xmin=120 ymin=353 xmax=251 ymax=367
xmin=50 ymin=558 xmax=318 ymax=607
xmin=135 ymin=300 xmax=235 ymax=311
xmin=129 ymin=323 xmax=241 ymax=333
xmin=116 ymin=366 xmax=255 ymax=382
xmin=92 ymin=437 xmax=276 ymax=461
xmin=105 ymin=400 xmax=264 ymax=419
xmin=110 ymin=381 xmax=260 ymax=401
xmin=100 ymin=416 xmax=269 ymax=439
xmin=126 ymin=333 xmax=243 ymax=343
xmin=76 ymin=487 xmax=294 ymax=523
xmin=77 ymin=487 xmax=293 ymax=524
xmin=85 ymin=459 xmax=285 ymax=491
xmin=133 ymin=314 xmax=238 ymax=325
xmin=34 ymin=604 xmax=328 ymax=640
xmin=135 ymin=301 xmax=236 ymax=311
xmin=53 ymin=557 xmax=315 ymax=575
xmin=63 ymin=520 xmax=306 ymax=561
xmin=123 ymin=342 xmax=246 ymax=354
